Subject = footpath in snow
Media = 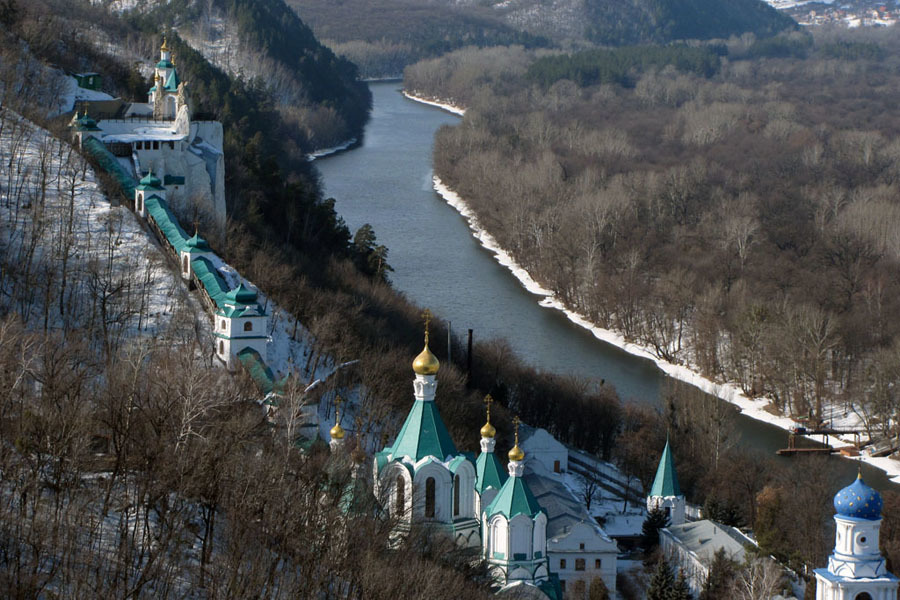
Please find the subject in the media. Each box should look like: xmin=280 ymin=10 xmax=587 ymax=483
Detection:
xmin=430 ymin=175 xmax=900 ymax=485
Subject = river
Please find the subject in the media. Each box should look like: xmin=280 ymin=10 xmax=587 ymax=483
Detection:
xmin=316 ymin=81 xmax=896 ymax=491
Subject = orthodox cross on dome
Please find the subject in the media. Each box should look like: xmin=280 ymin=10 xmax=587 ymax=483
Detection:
xmin=484 ymin=394 xmax=493 ymax=421
xmin=422 ymin=309 xmax=432 ymax=343
xmin=334 ymin=394 xmax=342 ymax=424
xmin=513 ymin=415 xmax=520 ymax=443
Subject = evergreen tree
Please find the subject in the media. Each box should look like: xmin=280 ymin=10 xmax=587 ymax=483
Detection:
xmin=647 ymin=558 xmax=675 ymax=600
xmin=700 ymin=549 xmax=737 ymax=600
xmin=671 ymin=568 xmax=691 ymax=600
xmin=641 ymin=507 xmax=671 ymax=552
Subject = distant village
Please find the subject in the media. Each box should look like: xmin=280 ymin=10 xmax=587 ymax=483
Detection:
xmin=766 ymin=0 xmax=900 ymax=27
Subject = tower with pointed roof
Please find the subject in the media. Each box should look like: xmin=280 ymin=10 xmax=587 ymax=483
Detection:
xmin=482 ymin=417 xmax=553 ymax=592
xmin=149 ymin=38 xmax=181 ymax=120
xmin=815 ymin=474 xmax=899 ymax=600
xmin=373 ymin=312 xmax=480 ymax=546
xmin=134 ymin=170 xmax=165 ymax=219
xmin=475 ymin=394 xmax=508 ymax=517
xmin=647 ymin=438 xmax=685 ymax=526
xmin=215 ymin=283 xmax=268 ymax=370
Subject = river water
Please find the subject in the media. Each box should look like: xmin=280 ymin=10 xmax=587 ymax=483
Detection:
xmin=317 ymin=81 xmax=895 ymax=491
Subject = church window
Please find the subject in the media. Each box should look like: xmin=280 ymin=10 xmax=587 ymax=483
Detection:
xmin=492 ymin=520 xmax=507 ymax=556
xmin=554 ymin=460 xmax=560 ymax=473
xmin=854 ymin=594 xmax=873 ymax=600
xmin=395 ymin=476 xmax=405 ymax=516
xmin=560 ymin=559 xmax=567 ymax=569
xmin=453 ymin=474 xmax=460 ymax=517
xmin=244 ymin=322 xmax=252 ymax=332
xmin=182 ymin=255 xmax=188 ymax=274
xmin=425 ymin=477 xmax=436 ymax=518
xmin=575 ymin=558 xmax=585 ymax=571
xmin=595 ymin=559 xmax=602 ymax=569
xmin=153 ymin=141 xmax=159 ymax=150
xmin=218 ymin=341 xmax=224 ymax=354
xmin=579 ymin=543 xmax=585 ymax=550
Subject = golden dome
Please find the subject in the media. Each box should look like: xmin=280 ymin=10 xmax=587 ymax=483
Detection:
xmin=330 ymin=423 xmax=345 ymax=440
xmin=480 ymin=421 xmax=496 ymax=438
xmin=161 ymin=37 xmax=169 ymax=52
xmin=508 ymin=444 xmax=525 ymax=462
xmin=413 ymin=344 xmax=439 ymax=375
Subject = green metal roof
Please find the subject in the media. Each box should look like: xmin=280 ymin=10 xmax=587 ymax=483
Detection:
xmin=185 ymin=233 xmax=211 ymax=253
xmin=82 ymin=137 xmax=136 ymax=199
xmin=144 ymin=195 xmax=189 ymax=253
xmin=137 ymin=171 xmax=164 ymax=190
xmin=650 ymin=438 xmax=682 ymax=498
xmin=164 ymin=69 xmax=179 ymax=92
xmin=387 ymin=399 xmax=458 ymax=463
xmin=156 ymin=59 xmax=174 ymax=69
xmin=476 ymin=450 xmax=508 ymax=494
xmin=224 ymin=283 xmax=258 ymax=306
xmin=237 ymin=347 xmax=275 ymax=395
xmin=484 ymin=475 xmax=543 ymax=520
xmin=190 ymin=256 xmax=230 ymax=308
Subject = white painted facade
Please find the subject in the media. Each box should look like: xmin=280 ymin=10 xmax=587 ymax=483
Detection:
xmin=520 ymin=427 xmax=568 ymax=474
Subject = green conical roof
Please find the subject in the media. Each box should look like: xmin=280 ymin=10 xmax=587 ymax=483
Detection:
xmin=484 ymin=474 xmax=543 ymax=520
xmin=388 ymin=399 xmax=458 ymax=463
xmin=650 ymin=438 xmax=682 ymax=498
xmin=475 ymin=450 xmax=508 ymax=494
xmin=224 ymin=283 xmax=258 ymax=305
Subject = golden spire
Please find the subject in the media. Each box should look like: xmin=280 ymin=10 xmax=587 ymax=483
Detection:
xmin=508 ymin=415 xmax=525 ymax=462
xmin=155 ymin=71 xmax=161 ymax=82
xmin=412 ymin=309 xmax=440 ymax=375
xmin=330 ymin=395 xmax=345 ymax=440
xmin=161 ymin=37 xmax=169 ymax=53
xmin=480 ymin=394 xmax=496 ymax=438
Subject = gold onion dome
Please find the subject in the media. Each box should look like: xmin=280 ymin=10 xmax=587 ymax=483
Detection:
xmin=481 ymin=421 xmax=496 ymax=439
xmin=412 ymin=311 xmax=439 ymax=375
xmin=161 ymin=37 xmax=169 ymax=52
xmin=330 ymin=423 xmax=345 ymax=440
xmin=508 ymin=444 xmax=525 ymax=462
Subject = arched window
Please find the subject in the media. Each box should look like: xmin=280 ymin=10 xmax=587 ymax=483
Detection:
xmin=425 ymin=477 xmax=436 ymax=518
xmin=395 ymin=476 xmax=405 ymax=517
xmin=855 ymin=593 xmax=873 ymax=600
xmin=243 ymin=322 xmax=252 ymax=332
xmin=218 ymin=340 xmax=224 ymax=354
xmin=453 ymin=474 xmax=460 ymax=517
xmin=182 ymin=255 xmax=189 ymax=274
xmin=492 ymin=519 xmax=507 ymax=556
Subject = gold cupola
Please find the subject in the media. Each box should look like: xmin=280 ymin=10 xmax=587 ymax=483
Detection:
xmin=160 ymin=37 xmax=169 ymax=53
xmin=480 ymin=394 xmax=496 ymax=438
xmin=330 ymin=395 xmax=345 ymax=440
xmin=508 ymin=415 xmax=525 ymax=462
xmin=412 ymin=309 xmax=440 ymax=375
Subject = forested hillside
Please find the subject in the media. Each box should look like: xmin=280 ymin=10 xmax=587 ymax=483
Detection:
xmin=288 ymin=0 xmax=793 ymax=78
xmin=409 ymin=30 xmax=900 ymax=442
xmin=287 ymin=0 xmax=550 ymax=78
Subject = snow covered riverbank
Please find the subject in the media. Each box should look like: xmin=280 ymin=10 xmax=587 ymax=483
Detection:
xmin=401 ymin=91 xmax=466 ymax=116
xmin=432 ymin=176 xmax=900 ymax=485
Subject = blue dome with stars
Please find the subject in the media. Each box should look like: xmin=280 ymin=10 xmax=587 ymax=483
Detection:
xmin=834 ymin=475 xmax=882 ymax=520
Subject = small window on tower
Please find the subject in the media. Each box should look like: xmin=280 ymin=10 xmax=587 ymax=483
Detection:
xmin=218 ymin=341 xmax=224 ymax=354
xmin=244 ymin=322 xmax=252 ymax=332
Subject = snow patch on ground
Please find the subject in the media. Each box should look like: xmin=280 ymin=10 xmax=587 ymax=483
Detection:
xmin=433 ymin=177 xmax=900 ymax=484
xmin=59 ymin=76 xmax=115 ymax=114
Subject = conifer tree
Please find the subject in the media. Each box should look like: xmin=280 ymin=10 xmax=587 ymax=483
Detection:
xmin=647 ymin=558 xmax=675 ymax=600
xmin=641 ymin=507 xmax=671 ymax=552
xmin=670 ymin=568 xmax=691 ymax=600
xmin=700 ymin=549 xmax=738 ymax=600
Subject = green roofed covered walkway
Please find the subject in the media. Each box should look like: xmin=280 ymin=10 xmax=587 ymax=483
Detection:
xmin=144 ymin=195 xmax=189 ymax=253
xmin=191 ymin=256 xmax=230 ymax=309
xmin=82 ymin=137 xmax=137 ymax=199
